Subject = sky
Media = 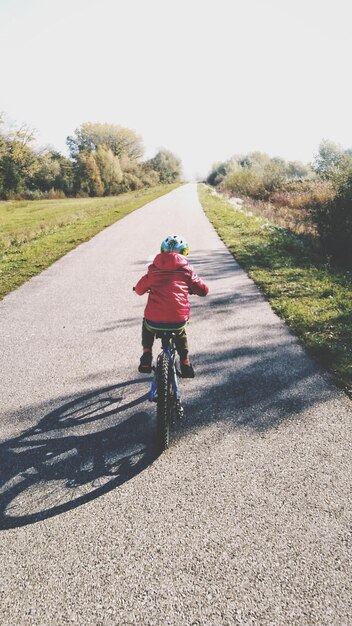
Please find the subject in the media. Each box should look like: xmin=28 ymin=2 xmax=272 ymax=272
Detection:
xmin=1 ymin=0 xmax=352 ymax=179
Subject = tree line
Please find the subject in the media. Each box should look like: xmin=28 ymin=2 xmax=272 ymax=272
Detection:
xmin=206 ymin=141 xmax=352 ymax=268
xmin=0 ymin=117 xmax=182 ymax=200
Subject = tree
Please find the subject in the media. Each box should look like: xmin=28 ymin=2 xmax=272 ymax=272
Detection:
xmin=206 ymin=161 xmax=229 ymax=186
xmin=313 ymin=140 xmax=345 ymax=179
xmin=262 ymin=158 xmax=287 ymax=193
xmin=242 ymin=151 xmax=272 ymax=172
xmin=50 ymin=151 xmax=75 ymax=195
xmin=67 ymin=122 xmax=144 ymax=162
xmin=95 ymin=146 xmax=123 ymax=195
xmin=75 ymin=151 xmax=104 ymax=196
xmin=32 ymin=152 xmax=61 ymax=192
xmin=0 ymin=117 xmax=7 ymax=197
xmin=0 ymin=114 xmax=180 ymax=198
xmin=0 ymin=124 xmax=39 ymax=196
xmin=286 ymin=160 xmax=311 ymax=179
xmin=148 ymin=149 xmax=182 ymax=183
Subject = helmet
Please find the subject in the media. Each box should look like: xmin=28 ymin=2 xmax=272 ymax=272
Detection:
xmin=160 ymin=235 xmax=189 ymax=256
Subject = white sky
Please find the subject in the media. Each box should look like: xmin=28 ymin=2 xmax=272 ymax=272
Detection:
xmin=1 ymin=0 xmax=351 ymax=178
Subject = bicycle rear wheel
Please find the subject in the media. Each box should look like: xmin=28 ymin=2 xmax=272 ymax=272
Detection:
xmin=156 ymin=353 xmax=174 ymax=452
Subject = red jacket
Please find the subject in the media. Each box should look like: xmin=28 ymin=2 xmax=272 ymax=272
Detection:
xmin=134 ymin=252 xmax=208 ymax=322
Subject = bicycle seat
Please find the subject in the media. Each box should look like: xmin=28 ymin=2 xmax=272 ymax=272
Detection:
xmin=145 ymin=319 xmax=186 ymax=335
xmin=155 ymin=329 xmax=175 ymax=340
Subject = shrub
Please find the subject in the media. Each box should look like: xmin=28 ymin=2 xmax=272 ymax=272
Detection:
xmin=207 ymin=144 xmax=352 ymax=266
xmin=313 ymin=140 xmax=345 ymax=179
xmin=148 ymin=150 xmax=182 ymax=183
xmin=75 ymin=151 xmax=104 ymax=197
xmin=312 ymin=167 xmax=352 ymax=267
xmin=46 ymin=189 xmax=66 ymax=199
xmin=207 ymin=152 xmax=310 ymax=200
xmin=206 ymin=161 xmax=229 ymax=186
xmin=119 ymin=173 xmax=144 ymax=192
xmin=141 ymin=170 xmax=160 ymax=187
xmin=6 ymin=189 xmax=46 ymax=200
xmin=262 ymin=159 xmax=287 ymax=194
xmin=271 ymin=180 xmax=334 ymax=211
xmin=221 ymin=168 xmax=266 ymax=198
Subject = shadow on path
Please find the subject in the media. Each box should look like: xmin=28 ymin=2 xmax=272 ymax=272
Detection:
xmin=1 ymin=247 xmax=342 ymax=530
xmin=1 ymin=330 xmax=337 ymax=531
xmin=184 ymin=338 xmax=335 ymax=435
xmin=0 ymin=379 xmax=155 ymax=530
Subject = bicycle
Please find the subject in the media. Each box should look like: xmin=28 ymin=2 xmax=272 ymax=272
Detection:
xmin=149 ymin=329 xmax=184 ymax=453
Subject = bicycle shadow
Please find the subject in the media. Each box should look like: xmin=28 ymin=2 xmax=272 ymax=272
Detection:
xmin=0 ymin=379 xmax=155 ymax=530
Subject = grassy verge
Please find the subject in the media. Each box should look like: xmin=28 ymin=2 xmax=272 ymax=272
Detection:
xmin=198 ymin=184 xmax=352 ymax=396
xmin=0 ymin=184 xmax=181 ymax=300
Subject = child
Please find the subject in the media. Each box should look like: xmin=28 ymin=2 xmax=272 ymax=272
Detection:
xmin=134 ymin=235 xmax=208 ymax=378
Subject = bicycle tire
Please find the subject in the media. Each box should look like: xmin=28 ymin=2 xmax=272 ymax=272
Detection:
xmin=156 ymin=353 xmax=173 ymax=452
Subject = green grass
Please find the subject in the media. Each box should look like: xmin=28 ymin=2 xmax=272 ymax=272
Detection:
xmin=198 ymin=184 xmax=352 ymax=396
xmin=0 ymin=184 xmax=181 ymax=300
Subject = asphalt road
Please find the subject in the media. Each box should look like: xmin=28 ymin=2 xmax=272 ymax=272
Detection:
xmin=0 ymin=183 xmax=351 ymax=625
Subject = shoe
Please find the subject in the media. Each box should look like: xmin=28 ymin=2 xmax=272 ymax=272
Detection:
xmin=138 ymin=351 xmax=152 ymax=373
xmin=181 ymin=362 xmax=195 ymax=378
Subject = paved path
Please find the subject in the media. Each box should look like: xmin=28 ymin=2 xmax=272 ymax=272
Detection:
xmin=0 ymin=184 xmax=351 ymax=625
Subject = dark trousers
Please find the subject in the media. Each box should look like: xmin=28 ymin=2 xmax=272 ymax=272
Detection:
xmin=141 ymin=320 xmax=189 ymax=360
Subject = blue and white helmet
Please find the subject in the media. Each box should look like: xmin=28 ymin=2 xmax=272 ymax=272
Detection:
xmin=160 ymin=235 xmax=189 ymax=256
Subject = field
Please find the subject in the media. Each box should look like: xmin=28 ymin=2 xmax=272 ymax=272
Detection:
xmin=198 ymin=184 xmax=352 ymax=396
xmin=0 ymin=184 xmax=180 ymax=300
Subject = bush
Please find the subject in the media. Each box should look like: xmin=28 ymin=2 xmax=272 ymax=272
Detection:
xmin=148 ymin=149 xmax=182 ymax=183
xmin=206 ymin=162 xmax=229 ymax=186
xmin=119 ymin=173 xmax=144 ymax=192
xmin=46 ymin=189 xmax=66 ymax=199
xmin=207 ymin=152 xmax=311 ymax=200
xmin=221 ymin=169 xmax=266 ymax=198
xmin=312 ymin=168 xmax=352 ymax=267
xmin=141 ymin=170 xmax=160 ymax=187
xmin=206 ymin=144 xmax=352 ymax=267
xmin=271 ymin=180 xmax=334 ymax=211
xmin=5 ymin=189 xmax=43 ymax=200
xmin=262 ymin=159 xmax=287 ymax=194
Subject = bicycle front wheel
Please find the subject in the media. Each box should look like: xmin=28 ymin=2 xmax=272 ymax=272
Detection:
xmin=156 ymin=353 xmax=174 ymax=452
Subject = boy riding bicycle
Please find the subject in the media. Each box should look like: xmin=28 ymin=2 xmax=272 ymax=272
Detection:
xmin=134 ymin=235 xmax=208 ymax=378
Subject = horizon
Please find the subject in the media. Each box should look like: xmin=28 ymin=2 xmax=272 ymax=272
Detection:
xmin=1 ymin=0 xmax=351 ymax=179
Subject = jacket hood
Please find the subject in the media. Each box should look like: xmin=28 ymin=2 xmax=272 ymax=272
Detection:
xmin=152 ymin=252 xmax=189 ymax=271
